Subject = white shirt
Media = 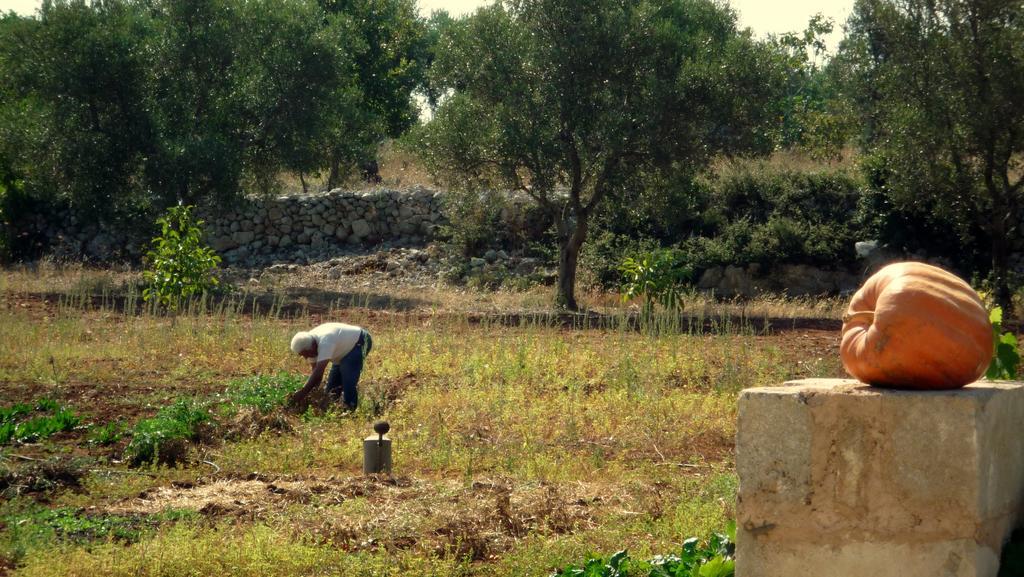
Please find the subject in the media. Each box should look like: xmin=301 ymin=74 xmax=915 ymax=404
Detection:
xmin=308 ymin=323 xmax=362 ymax=363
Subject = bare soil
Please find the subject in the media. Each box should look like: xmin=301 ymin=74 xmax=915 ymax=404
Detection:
xmin=108 ymin=472 xmax=620 ymax=560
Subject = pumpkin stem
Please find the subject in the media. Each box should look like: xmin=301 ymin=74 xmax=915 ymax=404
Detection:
xmin=842 ymin=311 xmax=875 ymax=324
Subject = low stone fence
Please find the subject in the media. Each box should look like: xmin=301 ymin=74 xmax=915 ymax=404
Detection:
xmin=736 ymin=378 xmax=1024 ymax=577
xmin=42 ymin=187 xmax=448 ymax=266
xmin=201 ymin=186 xmax=446 ymax=267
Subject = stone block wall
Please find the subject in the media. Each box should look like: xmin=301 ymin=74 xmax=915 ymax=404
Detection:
xmin=201 ymin=186 xmax=445 ymax=267
xmin=42 ymin=186 xmax=448 ymax=266
xmin=736 ymin=378 xmax=1024 ymax=577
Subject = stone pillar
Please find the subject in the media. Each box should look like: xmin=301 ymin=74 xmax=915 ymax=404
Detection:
xmin=736 ymin=378 xmax=1024 ymax=577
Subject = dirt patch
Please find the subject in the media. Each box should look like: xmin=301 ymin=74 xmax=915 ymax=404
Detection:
xmin=222 ymin=407 xmax=296 ymax=441
xmin=120 ymin=478 xmax=319 ymax=517
xmin=0 ymin=457 xmax=88 ymax=500
xmin=106 ymin=473 xmax=603 ymax=559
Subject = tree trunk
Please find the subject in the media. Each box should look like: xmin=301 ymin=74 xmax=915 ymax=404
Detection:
xmin=986 ymin=171 xmax=1014 ymax=316
xmin=299 ymin=172 xmax=308 ymax=194
xmin=327 ymin=154 xmax=341 ymax=190
xmin=555 ymin=212 xmax=589 ymax=311
xmin=992 ymin=223 xmax=1014 ymax=316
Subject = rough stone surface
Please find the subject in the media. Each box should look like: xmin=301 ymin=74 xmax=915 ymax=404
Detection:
xmin=736 ymin=378 xmax=1024 ymax=577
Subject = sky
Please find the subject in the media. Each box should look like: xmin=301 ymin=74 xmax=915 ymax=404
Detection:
xmin=418 ymin=0 xmax=855 ymax=50
xmin=2 ymin=0 xmax=854 ymax=50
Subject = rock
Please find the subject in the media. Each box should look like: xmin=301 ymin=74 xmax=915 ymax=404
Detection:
xmin=211 ymin=237 xmax=238 ymax=252
xmin=351 ymin=219 xmax=371 ymax=238
xmin=496 ymin=250 xmax=509 ymax=260
xmin=470 ymin=257 xmax=486 ymax=268
xmin=855 ymin=240 xmax=879 ymax=258
xmin=484 ymin=249 xmax=498 ymax=263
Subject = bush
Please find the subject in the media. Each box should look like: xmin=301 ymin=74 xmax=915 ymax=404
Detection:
xmin=857 ymin=154 xmax=989 ymax=275
xmin=691 ymin=165 xmax=864 ymax=268
xmin=142 ymin=205 xmax=222 ymax=310
xmin=619 ymin=248 xmax=693 ymax=312
xmin=583 ymin=164 xmax=866 ymax=289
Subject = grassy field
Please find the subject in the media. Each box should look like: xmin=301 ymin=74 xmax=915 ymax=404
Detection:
xmin=0 ymin=265 xmax=846 ymax=577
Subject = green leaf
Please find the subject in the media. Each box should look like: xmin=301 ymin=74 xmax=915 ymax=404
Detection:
xmin=697 ymin=558 xmax=734 ymax=577
xmin=990 ymin=307 xmax=1004 ymax=327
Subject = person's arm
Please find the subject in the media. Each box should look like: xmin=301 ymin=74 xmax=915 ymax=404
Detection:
xmin=288 ymin=359 xmax=329 ymax=410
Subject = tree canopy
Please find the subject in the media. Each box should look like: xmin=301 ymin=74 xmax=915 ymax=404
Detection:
xmin=0 ymin=0 xmax=427 ymax=220
xmin=837 ymin=0 xmax=1024 ymax=310
xmin=414 ymin=0 xmax=787 ymax=309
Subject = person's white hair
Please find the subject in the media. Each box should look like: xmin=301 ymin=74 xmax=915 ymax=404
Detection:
xmin=290 ymin=332 xmax=315 ymax=355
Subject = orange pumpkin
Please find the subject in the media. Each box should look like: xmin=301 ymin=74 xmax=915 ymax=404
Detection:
xmin=840 ymin=261 xmax=993 ymax=389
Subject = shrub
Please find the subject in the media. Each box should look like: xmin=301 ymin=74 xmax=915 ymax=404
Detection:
xmin=142 ymin=205 xmax=221 ymax=310
xmin=583 ymin=164 xmax=866 ymax=290
xmin=619 ymin=248 xmax=693 ymax=313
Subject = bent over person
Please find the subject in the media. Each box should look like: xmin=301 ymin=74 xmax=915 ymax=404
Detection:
xmin=288 ymin=323 xmax=373 ymax=411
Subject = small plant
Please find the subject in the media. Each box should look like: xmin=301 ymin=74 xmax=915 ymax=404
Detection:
xmin=619 ymin=249 xmax=692 ymax=314
xmin=986 ymin=306 xmax=1020 ymax=380
xmin=1 ymin=506 xmax=198 ymax=549
xmin=125 ymin=398 xmax=211 ymax=466
xmin=87 ymin=422 xmax=124 ymax=446
xmin=224 ymin=372 xmax=304 ymax=414
xmin=552 ymin=525 xmax=736 ymax=577
xmin=0 ymin=399 xmax=81 ymax=445
xmin=142 ymin=204 xmax=222 ymax=310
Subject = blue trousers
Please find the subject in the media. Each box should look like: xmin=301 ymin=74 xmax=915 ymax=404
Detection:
xmin=325 ymin=330 xmax=372 ymax=409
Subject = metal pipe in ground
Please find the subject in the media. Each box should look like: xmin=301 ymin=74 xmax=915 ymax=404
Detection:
xmin=363 ymin=420 xmax=392 ymax=474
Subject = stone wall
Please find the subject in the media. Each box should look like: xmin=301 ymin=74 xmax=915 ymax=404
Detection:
xmin=202 ymin=186 xmax=445 ymax=267
xmin=43 ymin=186 xmax=448 ymax=267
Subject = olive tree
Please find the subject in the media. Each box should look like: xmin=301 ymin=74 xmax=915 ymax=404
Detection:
xmin=838 ymin=0 xmax=1024 ymax=311
xmin=415 ymin=0 xmax=784 ymax=310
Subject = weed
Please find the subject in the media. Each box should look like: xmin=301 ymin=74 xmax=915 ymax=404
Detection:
xmin=987 ymin=307 xmax=1020 ymax=380
xmin=86 ymin=422 xmax=123 ymax=446
xmin=0 ymin=504 xmax=198 ymax=567
xmin=125 ymin=399 xmax=211 ymax=466
xmin=0 ymin=400 xmax=81 ymax=445
xmin=223 ymin=372 xmax=304 ymax=414
xmin=552 ymin=524 xmax=736 ymax=577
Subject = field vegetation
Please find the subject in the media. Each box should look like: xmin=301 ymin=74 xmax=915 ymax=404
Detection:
xmin=0 ymin=265 xmax=844 ymax=576
xmin=1 ymin=0 xmax=1022 ymax=574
